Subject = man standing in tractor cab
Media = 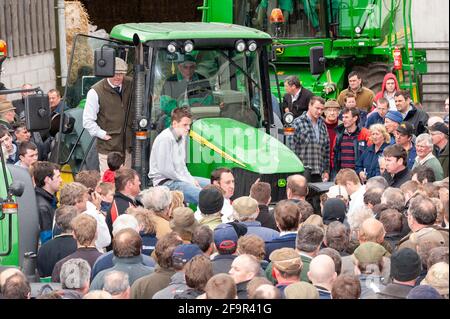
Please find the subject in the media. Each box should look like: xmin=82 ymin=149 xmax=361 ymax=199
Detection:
xmin=394 ymin=90 xmax=429 ymax=136
xmin=149 ymin=107 xmax=210 ymax=205
xmin=83 ymin=57 xmax=133 ymax=176
xmin=287 ymin=96 xmax=330 ymax=182
xmin=337 ymin=71 xmax=375 ymax=112
xmin=282 ymin=75 xmax=313 ymax=119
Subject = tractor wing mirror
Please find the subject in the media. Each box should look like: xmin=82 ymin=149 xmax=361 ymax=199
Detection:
xmin=94 ymin=47 xmax=116 ymax=77
xmin=8 ymin=181 xmax=25 ymax=197
xmin=310 ymin=46 xmax=326 ymax=75
xmin=24 ymin=94 xmax=51 ymax=131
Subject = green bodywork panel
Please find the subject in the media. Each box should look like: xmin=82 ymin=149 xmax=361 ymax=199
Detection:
xmin=271 ymin=64 xmax=346 ymax=100
xmin=201 ymin=0 xmax=427 ymax=100
xmin=0 ymin=166 xmax=19 ymax=267
xmin=110 ymin=22 xmax=272 ymax=42
xmin=187 ymin=118 xmax=304 ymax=177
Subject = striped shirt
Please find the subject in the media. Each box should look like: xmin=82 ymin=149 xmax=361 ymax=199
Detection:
xmin=339 ymin=130 xmax=357 ymax=169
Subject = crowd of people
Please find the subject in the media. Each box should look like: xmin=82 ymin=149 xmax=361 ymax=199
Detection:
xmin=0 ymin=68 xmax=448 ymax=300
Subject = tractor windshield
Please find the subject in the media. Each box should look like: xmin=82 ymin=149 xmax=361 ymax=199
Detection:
xmin=151 ymin=48 xmax=265 ymax=132
xmin=234 ymin=0 xmax=331 ymax=38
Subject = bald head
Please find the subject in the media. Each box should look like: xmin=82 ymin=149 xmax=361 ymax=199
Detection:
xmin=287 ymin=175 xmax=308 ymax=199
xmin=229 ymin=254 xmax=260 ymax=284
xmin=252 ymin=284 xmax=281 ymax=299
xmin=308 ymin=255 xmax=337 ymax=289
xmin=358 ymin=218 xmax=386 ymax=244
xmin=428 ymin=116 xmax=444 ymax=128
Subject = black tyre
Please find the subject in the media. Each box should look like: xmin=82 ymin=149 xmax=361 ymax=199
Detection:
xmin=352 ymin=62 xmax=391 ymax=93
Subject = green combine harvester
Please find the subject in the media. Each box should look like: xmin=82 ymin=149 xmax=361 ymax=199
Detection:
xmin=200 ymin=0 xmax=427 ymax=102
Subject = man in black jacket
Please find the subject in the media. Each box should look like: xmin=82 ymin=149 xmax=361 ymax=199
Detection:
xmin=249 ymin=181 xmax=278 ymax=231
xmin=33 ymin=161 xmax=62 ymax=244
xmin=394 ymin=90 xmax=429 ymax=136
xmin=382 ymin=144 xmax=411 ymax=188
xmin=106 ymin=168 xmax=141 ymax=237
xmin=282 ymin=75 xmax=313 ymax=118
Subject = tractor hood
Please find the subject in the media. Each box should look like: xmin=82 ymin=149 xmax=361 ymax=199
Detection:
xmin=189 ymin=118 xmax=304 ymax=174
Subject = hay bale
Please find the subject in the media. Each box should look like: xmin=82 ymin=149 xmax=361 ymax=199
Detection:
xmin=65 ymin=1 xmax=92 ymax=84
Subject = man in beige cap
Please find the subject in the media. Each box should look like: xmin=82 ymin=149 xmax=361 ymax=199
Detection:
xmin=352 ymin=242 xmax=388 ymax=298
xmin=0 ymin=100 xmax=16 ymax=130
xmin=232 ymin=196 xmax=279 ymax=242
xmin=269 ymin=248 xmax=303 ymax=297
xmin=83 ymin=57 xmax=133 ymax=175
xmin=284 ymin=281 xmax=319 ymax=299
xmin=170 ymin=207 xmax=199 ymax=243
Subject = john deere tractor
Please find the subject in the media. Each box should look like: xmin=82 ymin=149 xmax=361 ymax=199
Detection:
xmin=200 ymin=0 xmax=427 ymax=103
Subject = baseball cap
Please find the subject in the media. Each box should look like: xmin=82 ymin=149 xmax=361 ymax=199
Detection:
xmin=172 ymin=244 xmax=203 ymax=265
xmin=429 ymin=122 xmax=449 ymax=136
xmin=213 ymin=223 xmax=238 ymax=250
xmin=396 ymin=122 xmax=414 ymax=136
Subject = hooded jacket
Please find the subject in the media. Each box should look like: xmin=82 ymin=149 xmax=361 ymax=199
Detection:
xmin=374 ymin=73 xmax=400 ymax=111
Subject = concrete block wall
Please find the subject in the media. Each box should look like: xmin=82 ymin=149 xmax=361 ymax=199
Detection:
xmin=0 ymin=51 xmax=57 ymax=101
xmin=412 ymin=0 xmax=449 ymax=114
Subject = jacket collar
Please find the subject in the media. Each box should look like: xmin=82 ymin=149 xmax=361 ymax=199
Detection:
xmin=114 ymin=191 xmax=136 ymax=205
xmin=35 ymin=187 xmax=56 ymax=201
xmin=112 ymin=255 xmax=144 ymax=265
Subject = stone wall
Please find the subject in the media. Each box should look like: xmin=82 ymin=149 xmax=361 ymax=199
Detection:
xmin=0 ymin=51 xmax=56 ymax=101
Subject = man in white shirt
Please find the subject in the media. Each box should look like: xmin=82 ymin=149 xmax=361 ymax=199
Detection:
xmin=83 ymin=57 xmax=132 ymax=175
xmin=335 ymin=168 xmax=366 ymax=218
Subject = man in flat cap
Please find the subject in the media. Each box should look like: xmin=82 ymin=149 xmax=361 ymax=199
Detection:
xmin=232 ymin=196 xmax=279 ymax=242
xmin=269 ymin=248 xmax=303 ymax=298
xmin=83 ymin=57 xmax=133 ymax=175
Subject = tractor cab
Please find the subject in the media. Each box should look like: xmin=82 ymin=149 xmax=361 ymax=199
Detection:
xmin=58 ymin=22 xmax=305 ymax=201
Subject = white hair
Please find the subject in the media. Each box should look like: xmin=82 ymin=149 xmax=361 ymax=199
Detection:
xmin=139 ymin=186 xmax=172 ymax=213
xmin=347 ymin=207 xmax=374 ymax=232
xmin=103 ymin=271 xmax=130 ymax=295
xmin=112 ymin=214 xmax=139 ymax=236
xmin=416 ymin=133 xmax=433 ymax=147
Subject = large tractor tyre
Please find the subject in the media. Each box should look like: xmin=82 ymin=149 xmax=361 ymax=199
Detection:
xmin=352 ymin=62 xmax=391 ymax=94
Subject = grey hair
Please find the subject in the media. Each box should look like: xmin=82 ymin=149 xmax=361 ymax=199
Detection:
xmin=416 ymin=133 xmax=433 ymax=147
xmin=366 ymin=176 xmax=388 ymax=190
xmin=381 ymin=187 xmax=406 ymax=211
xmin=139 ymin=186 xmax=173 ymax=213
xmin=347 ymin=207 xmax=374 ymax=232
xmin=60 ymin=258 xmax=91 ymax=290
xmin=103 ymin=271 xmax=130 ymax=295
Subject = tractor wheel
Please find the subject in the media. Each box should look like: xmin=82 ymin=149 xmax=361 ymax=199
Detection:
xmin=352 ymin=62 xmax=391 ymax=94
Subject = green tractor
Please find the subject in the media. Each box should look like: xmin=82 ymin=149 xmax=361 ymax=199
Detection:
xmin=58 ymin=22 xmax=315 ymax=201
xmin=200 ymin=0 xmax=427 ymax=103
xmin=0 ymin=22 xmax=333 ymax=278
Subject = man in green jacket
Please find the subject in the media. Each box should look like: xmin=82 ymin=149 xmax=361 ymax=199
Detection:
xmin=429 ymin=122 xmax=449 ymax=178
